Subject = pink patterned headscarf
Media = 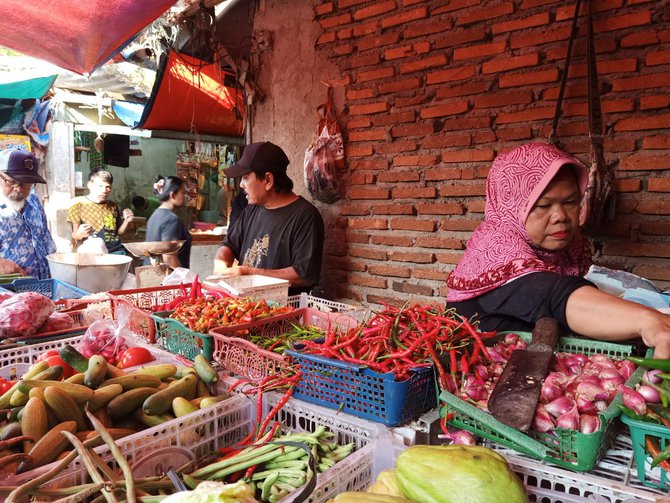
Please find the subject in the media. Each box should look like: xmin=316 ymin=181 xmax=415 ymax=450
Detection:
xmin=446 ymin=143 xmax=592 ymax=302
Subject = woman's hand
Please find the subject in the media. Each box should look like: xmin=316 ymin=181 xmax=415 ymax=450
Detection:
xmin=638 ymin=310 xmax=670 ymax=359
xmin=0 ymin=258 xmax=26 ymax=275
xmin=212 ymin=265 xmax=250 ymax=279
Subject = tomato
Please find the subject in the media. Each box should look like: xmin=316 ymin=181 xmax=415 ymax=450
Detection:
xmin=0 ymin=377 xmax=14 ymax=394
xmin=116 ymin=347 xmax=154 ymax=369
xmin=45 ymin=355 xmax=77 ymax=379
xmin=35 ymin=350 xmax=59 ymax=363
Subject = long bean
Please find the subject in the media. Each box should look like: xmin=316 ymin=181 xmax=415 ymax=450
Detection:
xmin=62 ymin=431 xmax=117 ymax=503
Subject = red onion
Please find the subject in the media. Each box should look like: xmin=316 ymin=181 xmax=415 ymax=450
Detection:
xmin=621 ymin=386 xmax=647 ymax=415
xmin=487 ymin=346 xmax=507 ymax=363
xmin=594 ymin=400 xmax=608 ymax=412
xmin=589 ymin=355 xmax=617 ymax=370
xmin=637 ymin=385 xmax=661 ymax=404
xmin=503 ymin=333 xmax=521 ymax=346
xmin=532 ymin=405 xmax=555 ymax=433
xmin=618 ymin=360 xmax=636 ymax=380
xmin=556 ymin=406 xmax=580 ymax=430
xmin=643 ymin=369 xmax=664 ymax=385
xmin=545 ymin=372 xmax=573 ymax=390
xmin=450 ymin=430 xmax=476 ymax=445
xmin=473 ymin=364 xmax=490 ymax=381
xmin=540 ymin=383 xmax=562 ymax=403
xmin=576 ymin=396 xmax=598 ymax=415
xmin=576 ymin=381 xmax=609 ymax=402
xmin=579 ymin=414 xmax=601 ymax=434
xmin=545 ymin=397 xmax=576 ymax=418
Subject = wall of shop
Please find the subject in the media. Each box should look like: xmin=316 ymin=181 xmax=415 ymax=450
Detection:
xmin=252 ymin=0 xmax=670 ymax=305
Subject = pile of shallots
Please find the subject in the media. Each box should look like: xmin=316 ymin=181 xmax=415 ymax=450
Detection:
xmin=454 ymin=333 xmax=636 ymax=434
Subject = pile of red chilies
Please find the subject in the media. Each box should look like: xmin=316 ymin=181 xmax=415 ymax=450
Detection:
xmin=299 ymin=304 xmax=497 ymax=390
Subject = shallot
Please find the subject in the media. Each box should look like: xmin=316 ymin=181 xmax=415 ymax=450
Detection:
xmin=637 ymin=385 xmax=661 ymax=404
xmin=642 ymin=369 xmax=664 ymax=385
xmin=579 ymin=414 xmax=601 ymax=434
xmin=532 ymin=405 xmax=555 ymax=433
xmin=621 ymin=386 xmax=647 ymax=416
xmin=544 ymin=397 xmax=575 ymax=418
xmin=555 ymin=406 xmax=580 ymax=430
xmin=540 ymin=383 xmax=562 ymax=403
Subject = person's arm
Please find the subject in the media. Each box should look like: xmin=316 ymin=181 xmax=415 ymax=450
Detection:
xmin=0 ymin=257 xmax=26 ymax=275
xmin=71 ymin=222 xmax=93 ymax=241
xmin=566 ymin=285 xmax=670 ymax=358
xmin=214 ymin=245 xmax=236 ymax=272
xmin=236 ymin=265 xmax=310 ymax=286
xmin=118 ymin=208 xmax=134 ymax=236
xmin=162 ymin=253 xmax=181 ymax=269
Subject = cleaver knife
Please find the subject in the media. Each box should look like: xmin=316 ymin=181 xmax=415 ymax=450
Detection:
xmin=487 ymin=317 xmax=559 ymax=433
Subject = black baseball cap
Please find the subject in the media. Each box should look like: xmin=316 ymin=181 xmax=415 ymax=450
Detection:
xmin=225 ymin=142 xmax=290 ymax=178
xmin=0 ymin=148 xmax=46 ymax=184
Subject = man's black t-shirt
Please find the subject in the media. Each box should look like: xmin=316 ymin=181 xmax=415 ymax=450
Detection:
xmin=146 ymin=208 xmax=192 ymax=268
xmin=223 ymin=196 xmax=324 ymax=294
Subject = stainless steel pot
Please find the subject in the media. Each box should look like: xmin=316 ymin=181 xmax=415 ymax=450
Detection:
xmin=47 ymin=253 xmax=132 ymax=293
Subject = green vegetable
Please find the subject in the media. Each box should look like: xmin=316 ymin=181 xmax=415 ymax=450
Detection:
xmin=59 ymin=345 xmax=90 ymax=373
xmin=651 ymin=443 xmax=670 ymax=469
xmin=626 ymin=356 xmax=670 ymax=372
xmin=649 ymin=404 xmax=670 ymax=423
xmin=395 ymin=445 xmax=527 ymax=503
xmin=619 ymin=405 xmax=660 ymax=423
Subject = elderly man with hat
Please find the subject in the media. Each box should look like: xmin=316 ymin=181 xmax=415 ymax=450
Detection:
xmin=213 ymin=141 xmax=324 ymax=295
xmin=0 ymin=148 xmax=56 ymax=279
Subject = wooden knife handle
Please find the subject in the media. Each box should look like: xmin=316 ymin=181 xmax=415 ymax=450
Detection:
xmin=530 ymin=317 xmax=559 ymax=351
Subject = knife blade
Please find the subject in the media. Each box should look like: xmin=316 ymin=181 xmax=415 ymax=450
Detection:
xmin=487 ymin=317 xmax=560 ymax=433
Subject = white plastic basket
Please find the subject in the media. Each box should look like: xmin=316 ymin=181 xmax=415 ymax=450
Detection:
xmin=286 ymin=293 xmax=365 ymax=317
xmin=208 ymin=274 xmax=290 ymax=305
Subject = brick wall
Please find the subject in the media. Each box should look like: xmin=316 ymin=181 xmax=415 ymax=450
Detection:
xmin=312 ymin=0 xmax=670 ymax=306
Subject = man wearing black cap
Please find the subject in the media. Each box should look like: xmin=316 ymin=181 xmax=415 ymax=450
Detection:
xmin=213 ymin=142 xmax=324 ymax=295
xmin=0 ymin=148 xmax=56 ymax=279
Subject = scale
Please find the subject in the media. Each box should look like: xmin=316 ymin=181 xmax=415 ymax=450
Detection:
xmin=123 ymin=240 xmax=186 ymax=288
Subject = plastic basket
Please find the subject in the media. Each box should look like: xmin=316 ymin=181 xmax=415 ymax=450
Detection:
xmin=440 ymin=335 xmax=650 ymax=472
xmin=207 ymin=274 xmax=289 ymax=304
xmin=284 ymin=346 xmax=437 ymax=426
xmin=3 ymin=278 xmax=89 ymax=300
xmin=210 ymin=308 xmax=360 ymax=383
xmin=286 ymin=293 xmax=367 ymax=319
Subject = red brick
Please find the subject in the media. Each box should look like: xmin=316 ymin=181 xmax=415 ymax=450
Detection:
xmin=562 ymin=102 xmax=588 ymax=117
xmin=612 ymin=73 xmax=670 ymax=92
xmin=338 ymin=0 xmax=368 ymax=7
xmin=329 ymin=257 xmax=367 ymax=271
xmin=319 ymin=13 xmax=352 ymax=29
xmin=456 ymin=2 xmax=514 ymax=26
xmin=495 ymin=125 xmax=533 ymax=141
xmin=619 ymin=155 xmax=670 ymax=171
xmin=442 ymin=149 xmax=495 ymax=163
xmin=391 ymin=218 xmax=437 ymax=232
xmin=392 ymin=281 xmax=436 ymax=297
xmin=420 ymin=101 xmax=469 ymax=119
xmin=643 ymin=136 xmax=670 ymax=150
xmin=616 ymin=179 xmax=642 ymax=192
xmin=510 ymin=26 xmax=571 ymax=49
xmin=340 ymin=204 xmax=370 ymax=216
xmin=350 ymin=173 xmax=375 ymax=185
xmin=435 ymin=82 xmax=491 ymax=99
xmin=499 ymin=69 xmax=559 ymax=88
xmin=317 ymin=32 xmax=337 ymax=45
xmin=349 ymin=130 xmax=387 ymax=142
xmin=391 ymin=123 xmax=436 ymax=138
xmin=371 ymin=235 xmax=414 ymax=247
xmin=376 ymin=140 xmax=418 ymax=154
xmin=632 ymin=265 xmax=670 ymax=283
xmin=346 ymin=88 xmax=376 ymax=100
xmin=392 ymin=155 xmax=439 ymax=167
xmin=453 ymin=41 xmax=507 ymax=61
xmin=468 ymin=200 xmax=486 ymax=212
xmin=346 ymin=144 xmax=373 ymax=157
xmin=400 ymin=54 xmax=448 ymax=74
xmin=371 ymin=203 xmax=415 ymax=215
xmin=368 ymin=265 xmax=412 ymax=278
xmin=441 ymin=219 xmax=481 ymax=231
xmin=426 ymin=66 xmax=476 ymax=85
xmin=377 ymin=171 xmax=421 ymax=182
xmin=439 ymin=182 xmax=487 ymax=196
xmin=646 ymin=50 xmax=670 ymax=67
xmin=384 ymin=42 xmax=430 ymax=61
xmin=604 ymin=242 xmax=670 ymax=257
xmin=357 ymin=32 xmax=401 ymax=51
xmin=474 ymin=131 xmax=496 ymax=144
xmin=433 ymin=0 xmax=480 ymax=13
xmin=338 ymin=28 xmax=353 ymax=40
xmin=357 ymin=67 xmax=394 ymax=83
xmin=349 ymin=188 xmax=390 ymax=200
xmin=378 ymin=78 xmax=421 ymax=94
xmin=347 ymin=117 xmax=372 ymax=129
xmin=636 ymin=201 xmax=670 ymax=216
xmin=348 ymin=53 xmax=381 ymax=69
xmin=425 ymin=167 xmax=473 ymax=181
xmin=348 ymin=218 xmax=389 ymax=229
xmin=366 ymin=294 xmax=413 ymax=307
xmin=395 ymin=93 xmax=429 ymax=108
xmin=353 ymin=0 xmax=396 ymax=20
xmin=416 ymin=202 xmax=465 ymax=214
xmin=392 ymin=187 xmax=437 ymax=199
xmin=331 ymin=44 xmax=354 ymax=56
xmin=404 ymin=19 xmax=454 ymax=38
xmin=598 ymin=58 xmax=638 ymax=75
xmin=601 ymin=99 xmax=635 ymax=114
xmin=380 ymin=6 xmax=427 ymax=28
xmin=433 ymin=27 xmax=488 ymax=49
xmin=422 ymin=133 xmax=472 ymax=149
xmin=494 ymin=12 xmax=551 ymax=35
xmin=314 ymin=2 xmax=334 ymax=16
xmin=350 ymin=246 xmax=388 ymax=260
xmin=543 ymin=82 xmax=587 ymax=101
xmin=482 ymin=53 xmax=540 ymax=74
xmin=545 ymin=35 xmax=618 ymax=61
xmin=388 ymin=251 xmax=436 ymax=263
xmin=594 ymin=10 xmax=652 ymax=32
xmin=372 ymin=111 xmax=416 ymax=127
xmin=555 ymin=0 xmax=623 ymax=21
xmin=402 ymin=0 xmax=425 ymax=5
xmin=605 ymin=138 xmax=637 ymax=153
xmin=349 ymin=159 xmax=389 ymax=170
xmin=648 ymin=179 xmax=670 ymax=192
xmin=476 ymin=165 xmax=491 ymax=179
xmin=415 ymin=236 xmax=464 ymax=249
xmin=348 ymin=274 xmax=388 ymax=289
xmin=640 ymin=95 xmax=670 ymax=111
xmin=443 ymin=117 xmax=492 ymax=131
xmin=615 ymin=114 xmax=670 ymax=132
xmin=349 ymin=101 xmax=390 ymax=115
xmin=413 ymin=268 xmax=449 ymax=281
xmin=621 ymin=30 xmax=659 ymax=48
xmin=474 ymin=90 xmax=533 ymax=108
xmin=640 ymin=222 xmax=670 ymax=236
xmin=497 ymin=107 xmax=555 ymax=124
xmin=353 ymin=21 xmax=378 ymax=37
xmin=521 ymin=0 xmax=555 ymax=7
xmin=436 ymin=251 xmax=465 ymax=264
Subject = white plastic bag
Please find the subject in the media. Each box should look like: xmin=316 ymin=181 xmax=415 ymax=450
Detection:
xmin=78 ymin=237 xmax=108 ymax=255
xmin=162 ymin=267 xmax=198 ymax=286
xmin=0 ymin=292 xmax=55 ymax=337
xmin=77 ymin=302 xmax=132 ymax=364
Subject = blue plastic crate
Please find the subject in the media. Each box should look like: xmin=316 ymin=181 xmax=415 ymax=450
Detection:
xmin=4 ymin=278 xmax=89 ymax=301
xmin=284 ymin=349 xmax=437 ymax=426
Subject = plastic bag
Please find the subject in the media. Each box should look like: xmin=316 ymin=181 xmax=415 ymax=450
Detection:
xmin=37 ymin=312 xmax=75 ymax=333
xmin=77 ymin=236 xmax=108 ymax=254
xmin=0 ymin=292 xmax=55 ymax=337
xmin=77 ymin=302 xmax=132 ymax=364
xmin=162 ymin=267 xmax=198 ymax=286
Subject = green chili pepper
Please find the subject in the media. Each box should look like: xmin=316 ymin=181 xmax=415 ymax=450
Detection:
xmin=651 ymin=443 xmax=670 ymax=469
xmin=626 ymin=356 xmax=670 ymax=372
xmin=619 ymin=405 xmax=660 ymax=423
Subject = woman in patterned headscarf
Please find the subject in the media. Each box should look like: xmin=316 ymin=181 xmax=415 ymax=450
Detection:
xmin=447 ymin=143 xmax=670 ymax=358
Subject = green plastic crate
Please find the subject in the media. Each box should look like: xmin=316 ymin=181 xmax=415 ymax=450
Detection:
xmin=440 ymin=334 xmax=651 ymax=472
xmin=151 ymin=311 xmax=215 ymax=361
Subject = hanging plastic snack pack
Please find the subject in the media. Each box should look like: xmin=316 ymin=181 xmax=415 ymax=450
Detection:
xmin=77 ymin=301 xmax=131 ymax=364
xmin=0 ymin=292 xmax=55 ymax=337
xmin=304 ymin=84 xmax=344 ymax=204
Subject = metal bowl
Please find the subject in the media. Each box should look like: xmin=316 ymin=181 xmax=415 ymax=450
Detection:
xmin=47 ymin=253 xmax=132 ymax=293
xmin=123 ymin=240 xmax=186 ymax=258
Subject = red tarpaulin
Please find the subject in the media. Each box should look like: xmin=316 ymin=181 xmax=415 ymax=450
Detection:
xmin=137 ymin=52 xmax=245 ymax=137
xmin=0 ymin=1 xmax=177 ymax=75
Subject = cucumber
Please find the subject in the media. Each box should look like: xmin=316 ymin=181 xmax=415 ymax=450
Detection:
xmin=107 ymin=387 xmax=158 ymax=421
xmin=84 ymin=355 xmax=107 ymax=389
xmin=143 ymin=374 xmax=197 ymax=416
xmin=59 ymin=345 xmax=89 ymax=373
xmin=193 ymin=355 xmax=218 ymax=385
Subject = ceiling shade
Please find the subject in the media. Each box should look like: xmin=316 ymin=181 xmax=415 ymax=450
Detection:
xmin=0 ymin=0 xmax=177 ymax=75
